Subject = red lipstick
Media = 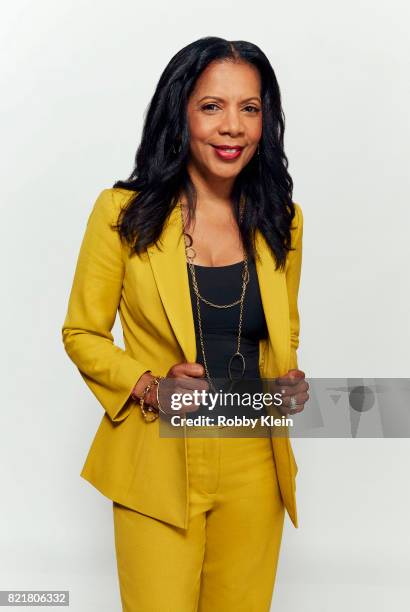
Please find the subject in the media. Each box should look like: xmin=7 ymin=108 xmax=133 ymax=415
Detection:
xmin=211 ymin=144 xmax=244 ymax=160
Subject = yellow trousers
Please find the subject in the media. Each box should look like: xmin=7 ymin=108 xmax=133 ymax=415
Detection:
xmin=113 ymin=430 xmax=285 ymax=611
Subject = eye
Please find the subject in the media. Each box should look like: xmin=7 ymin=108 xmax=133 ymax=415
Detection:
xmin=243 ymin=105 xmax=261 ymax=113
xmin=201 ymin=103 xmax=220 ymax=112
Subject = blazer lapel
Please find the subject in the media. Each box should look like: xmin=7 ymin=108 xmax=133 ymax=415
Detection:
xmin=147 ymin=202 xmax=197 ymax=363
xmin=147 ymin=201 xmax=290 ymax=376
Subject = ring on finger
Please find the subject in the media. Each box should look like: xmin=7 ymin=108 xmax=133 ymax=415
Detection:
xmin=289 ymin=395 xmax=298 ymax=410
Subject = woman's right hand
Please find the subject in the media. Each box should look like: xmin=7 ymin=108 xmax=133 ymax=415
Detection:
xmin=136 ymin=363 xmax=209 ymax=415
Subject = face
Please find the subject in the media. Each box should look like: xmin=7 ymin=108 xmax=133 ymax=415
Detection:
xmin=185 ymin=60 xmax=262 ymax=183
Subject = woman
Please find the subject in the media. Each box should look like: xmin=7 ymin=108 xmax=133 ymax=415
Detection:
xmin=62 ymin=36 xmax=308 ymax=611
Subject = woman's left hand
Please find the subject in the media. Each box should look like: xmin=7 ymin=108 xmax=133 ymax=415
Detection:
xmin=274 ymin=369 xmax=309 ymax=415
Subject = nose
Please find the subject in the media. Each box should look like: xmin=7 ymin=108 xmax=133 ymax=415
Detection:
xmin=218 ymin=107 xmax=244 ymax=136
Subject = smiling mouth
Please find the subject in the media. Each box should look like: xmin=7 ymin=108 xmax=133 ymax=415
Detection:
xmin=210 ymin=145 xmax=245 ymax=160
xmin=211 ymin=145 xmax=244 ymax=152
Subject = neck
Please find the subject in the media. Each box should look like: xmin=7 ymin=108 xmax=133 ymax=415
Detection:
xmin=183 ymin=162 xmax=235 ymax=214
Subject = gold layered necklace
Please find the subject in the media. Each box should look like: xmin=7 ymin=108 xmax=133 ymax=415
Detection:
xmin=180 ymin=202 xmax=250 ymax=392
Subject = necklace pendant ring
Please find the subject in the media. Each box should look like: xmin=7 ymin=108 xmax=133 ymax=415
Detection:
xmin=186 ymin=246 xmax=196 ymax=261
xmin=228 ymin=352 xmax=246 ymax=381
xmin=183 ymin=232 xmax=193 ymax=248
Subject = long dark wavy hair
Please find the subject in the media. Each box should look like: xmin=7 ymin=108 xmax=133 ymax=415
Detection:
xmin=113 ymin=36 xmax=296 ymax=270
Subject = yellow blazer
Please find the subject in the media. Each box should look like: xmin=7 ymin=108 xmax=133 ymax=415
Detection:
xmin=62 ymin=187 xmax=303 ymax=529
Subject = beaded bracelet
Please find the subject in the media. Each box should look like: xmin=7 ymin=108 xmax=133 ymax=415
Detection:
xmin=136 ymin=376 xmax=162 ymax=422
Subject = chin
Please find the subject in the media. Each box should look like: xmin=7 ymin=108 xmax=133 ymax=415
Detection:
xmin=207 ymin=163 xmax=243 ymax=179
xmin=209 ymin=170 xmax=241 ymax=181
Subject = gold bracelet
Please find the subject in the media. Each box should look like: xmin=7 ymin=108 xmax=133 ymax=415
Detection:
xmin=130 ymin=370 xmax=153 ymax=402
xmin=139 ymin=376 xmax=161 ymax=422
xmin=155 ymin=376 xmax=167 ymax=415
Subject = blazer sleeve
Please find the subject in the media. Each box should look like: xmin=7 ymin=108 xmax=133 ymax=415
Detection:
xmin=286 ymin=202 xmax=304 ymax=371
xmin=61 ymin=188 xmax=150 ymax=423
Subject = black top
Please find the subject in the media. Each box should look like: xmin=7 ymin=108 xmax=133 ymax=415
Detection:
xmin=187 ymin=258 xmax=269 ymax=419
xmin=187 ymin=258 xmax=268 ymax=379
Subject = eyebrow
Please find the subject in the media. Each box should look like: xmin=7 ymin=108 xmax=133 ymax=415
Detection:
xmin=197 ymin=95 xmax=261 ymax=104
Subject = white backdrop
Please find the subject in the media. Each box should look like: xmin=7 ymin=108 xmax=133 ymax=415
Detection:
xmin=1 ymin=1 xmax=409 ymax=610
